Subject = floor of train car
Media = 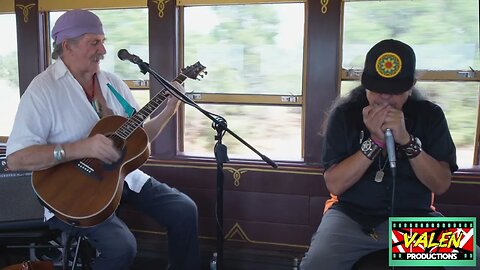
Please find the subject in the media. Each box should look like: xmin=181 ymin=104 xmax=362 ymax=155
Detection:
xmin=1 ymin=243 xmax=302 ymax=270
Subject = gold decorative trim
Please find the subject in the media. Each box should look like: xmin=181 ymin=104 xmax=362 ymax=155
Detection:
xmin=224 ymin=167 xmax=247 ymax=186
xmin=224 ymin=222 xmax=308 ymax=248
xmin=132 ymin=228 xmax=167 ymax=236
xmin=451 ymin=180 xmax=480 ymax=185
xmin=132 ymin=222 xmax=309 ymax=249
xmin=0 ymin=1 xmax=14 ymax=13
xmin=177 ymin=0 xmax=305 ymax=6
xmin=145 ymin=162 xmax=323 ymax=187
xmin=38 ymin=0 xmax=146 ymax=11
xmin=16 ymin=3 xmax=36 ymax=23
xmin=144 ymin=160 xmax=480 ymax=184
xmin=320 ymin=0 xmax=328 ymax=14
xmin=152 ymin=0 xmax=171 ymax=18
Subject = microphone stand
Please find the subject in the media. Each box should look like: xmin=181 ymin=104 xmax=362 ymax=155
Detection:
xmin=390 ymin=166 xmax=396 ymax=270
xmin=133 ymin=60 xmax=278 ymax=269
xmin=390 ymin=166 xmax=396 ymax=217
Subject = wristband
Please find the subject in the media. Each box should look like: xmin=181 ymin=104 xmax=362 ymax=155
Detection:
xmin=360 ymin=138 xmax=382 ymax=160
xmin=397 ymin=134 xmax=422 ymax=159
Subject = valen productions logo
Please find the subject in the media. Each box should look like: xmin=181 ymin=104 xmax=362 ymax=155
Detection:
xmin=389 ymin=217 xmax=476 ymax=267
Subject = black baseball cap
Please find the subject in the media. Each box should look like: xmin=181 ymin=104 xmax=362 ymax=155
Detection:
xmin=361 ymin=39 xmax=416 ymax=94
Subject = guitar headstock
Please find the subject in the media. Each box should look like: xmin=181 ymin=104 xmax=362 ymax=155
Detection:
xmin=182 ymin=61 xmax=207 ymax=81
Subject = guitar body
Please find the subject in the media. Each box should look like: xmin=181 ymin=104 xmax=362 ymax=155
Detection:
xmin=32 ymin=115 xmax=150 ymax=227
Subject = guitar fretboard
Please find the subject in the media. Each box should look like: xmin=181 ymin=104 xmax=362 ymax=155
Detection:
xmin=114 ymin=74 xmax=187 ymax=140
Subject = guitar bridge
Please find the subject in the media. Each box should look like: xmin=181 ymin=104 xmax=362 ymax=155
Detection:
xmin=76 ymin=160 xmax=102 ymax=181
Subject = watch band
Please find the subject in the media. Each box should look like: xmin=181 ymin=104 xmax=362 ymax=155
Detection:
xmin=361 ymin=138 xmax=382 ymax=160
xmin=397 ymin=134 xmax=422 ymax=159
xmin=53 ymin=144 xmax=66 ymax=162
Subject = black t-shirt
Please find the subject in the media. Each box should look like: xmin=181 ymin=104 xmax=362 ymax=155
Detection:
xmin=322 ymin=94 xmax=458 ymax=228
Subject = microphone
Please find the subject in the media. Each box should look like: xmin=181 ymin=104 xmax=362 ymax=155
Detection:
xmin=385 ymin=128 xmax=396 ymax=169
xmin=117 ymin=49 xmax=143 ymax=65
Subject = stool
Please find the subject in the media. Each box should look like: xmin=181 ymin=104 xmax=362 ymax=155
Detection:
xmin=0 ymin=220 xmax=61 ymax=265
xmin=352 ymin=249 xmax=389 ymax=270
xmin=62 ymin=234 xmax=94 ymax=270
xmin=0 ymin=227 xmax=94 ymax=270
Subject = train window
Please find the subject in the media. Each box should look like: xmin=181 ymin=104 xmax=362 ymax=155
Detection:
xmin=341 ymin=0 xmax=480 ymax=168
xmin=0 ymin=13 xmax=19 ymax=136
xmin=417 ymin=82 xmax=479 ymax=167
xmin=184 ymin=104 xmax=302 ymax=160
xmin=342 ymin=1 xmax=479 ymax=70
xmin=49 ymin=9 xmax=150 ymax=106
xmin=182 ymin=3 xmax=305 ymax=161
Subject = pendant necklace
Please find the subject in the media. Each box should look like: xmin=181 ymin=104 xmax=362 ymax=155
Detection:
xmin=82 ymin=73 xmax=102 ymax=118
xmin=374 ymin=155 xmax=388 ymax=183
xmin=82 ymin=74 xmax=96 ymax=103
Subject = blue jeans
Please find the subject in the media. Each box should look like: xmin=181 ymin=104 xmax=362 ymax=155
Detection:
xmin=47 ymin=178 xmax=200 ymax=270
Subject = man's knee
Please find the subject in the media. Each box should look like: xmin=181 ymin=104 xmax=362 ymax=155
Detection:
xmin=96 ymin=231 xmax=137 ymax=261
xmin=177 ymin=194 xmax=198 ymax=223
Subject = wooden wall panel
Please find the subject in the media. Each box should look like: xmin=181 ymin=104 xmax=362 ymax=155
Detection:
xmin=303 ymin=0 xmax=342 ymax=164
xmin=435 ymin=177 xmax=480 ymax=205
xmin=148 ymin=0 xmax=179 ymax=158
xmin=119 ymin=160 xmax=324 ymax=254
xmin=15 ymin=0 xmax=46 ymax=95
xmin=222 ymin=191 xmax=309 ymax=224
xmin=309 ymin=196 xmax=329 ymax=226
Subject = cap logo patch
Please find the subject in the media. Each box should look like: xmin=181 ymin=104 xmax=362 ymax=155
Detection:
xmin=375 ymin=52 xmax=402 ymax=78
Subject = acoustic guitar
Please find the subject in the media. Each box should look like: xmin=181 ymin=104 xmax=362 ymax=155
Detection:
xmin=32 ymin=62 xmax=206 ymax=227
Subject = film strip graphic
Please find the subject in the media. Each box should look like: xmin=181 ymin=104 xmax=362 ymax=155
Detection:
xmin=389 ymin=217 xmax=476 ymax=267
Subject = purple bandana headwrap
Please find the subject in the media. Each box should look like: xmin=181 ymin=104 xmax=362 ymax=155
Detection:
xmin=51 ymin=9 xmax=104 ymax=44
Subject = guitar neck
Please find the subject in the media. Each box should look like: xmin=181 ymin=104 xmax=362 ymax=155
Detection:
xmin=114 ymin=73 xmax=188 ymax=140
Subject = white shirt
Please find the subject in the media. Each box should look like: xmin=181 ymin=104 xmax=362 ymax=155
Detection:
xmin=7 ymin=59 xmax=150 ymax=220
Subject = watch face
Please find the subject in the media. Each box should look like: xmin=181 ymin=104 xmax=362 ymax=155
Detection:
xmin=361 ymin=139 xmax=372 ymax=152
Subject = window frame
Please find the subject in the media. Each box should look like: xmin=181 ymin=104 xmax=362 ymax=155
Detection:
xmin=0 ymin=12 xmax=20 ymax=136
xmin=176 ymin=2 xmax=307 ymax=162
xmin=150 ymin=0 xmax=338 ymax=166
